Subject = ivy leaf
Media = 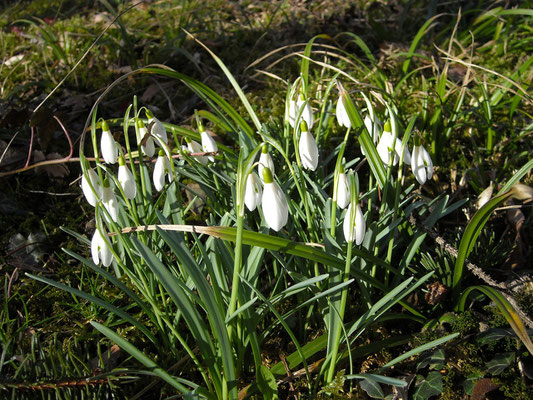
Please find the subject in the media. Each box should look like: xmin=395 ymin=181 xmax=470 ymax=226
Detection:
xmin=359 ymin=376 xmax=385 ymax=399
xmin=416 ymin=348 xmax=445 ymax=371
xmin=463 ymin=373 xmax=484 ymax=395
xmin=413 ymin=371 xmax=443 ymax=400
xmin=486 ymin=352 xmax=515 ymax=375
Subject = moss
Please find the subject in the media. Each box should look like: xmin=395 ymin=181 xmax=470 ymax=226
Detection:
xmin=451 ymin=311 xmax=479 ymax=337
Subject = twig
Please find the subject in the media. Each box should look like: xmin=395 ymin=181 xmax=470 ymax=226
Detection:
xmin=409 ymin=214 xmax=533 ymax=329
xmin=0 ymin=151 xmax=218 ymax=178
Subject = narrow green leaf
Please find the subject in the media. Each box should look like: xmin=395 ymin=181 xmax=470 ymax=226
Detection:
xmin=90 ymin=321 xmax=194 ymax=395
xmin=379 ymin=333 xmax=459 ymax=371
xmin=27 ymin=273 xmax=157 ymax=344
xmin=458 ymin=285 xmax=533 ymax=355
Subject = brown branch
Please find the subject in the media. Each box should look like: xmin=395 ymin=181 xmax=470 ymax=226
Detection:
xmin=0 ymin=152 xmax=218 ymax=178
xmin=409 ymin=214 xmax=533 ymax=329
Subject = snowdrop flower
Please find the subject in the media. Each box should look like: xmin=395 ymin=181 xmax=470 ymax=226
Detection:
xmin=244 ymin=172 xmax=262 ymax=211
xmin=91 ymin=228 xmax=113 ymax=267
xmin=360 ymin=114 xmax=382 ymax=157
xmin=343 ymin=202 xmax=366 ymax=244
xmin=136 ymin=119 xmax=155 ymax=157
xmin=153 ymin=150 xmax=173 ymax=192
xmin=186 ymin=138 xmax=208 ymax=165
xmin=100 ymin=121 xmax=118 ymax=164
xmin=336 ymin=95 xmax=351 ymax=129
xmin=81 ymin=168 xmax=103 ymax=207
xmin=200 ymin=129 xmax=218 ymax=162
xmin=376 ymin=121 xmax=411 ymax=166
xmin=145 ymin=109 xmax=168 ymax=144
xmin=262 ymin=167 xmax=288 ymax=232
xmin=289 ymin=93 xmax=314 ymax=128
xmin=364 ymin=114 xmax=380 ymax=144
xmin=102 ymin=179 xmax=119 ymax=222
xmin=258 ymin=145 xmax=275 ymax=183
xmin=298 ymin=120 xmax=319 ymax=171
xmin=117 ymin=157 xmax=136 ymax=200
xmin=335 ymin=171 xmax=350 ymax=209
xmin=411 ymin=143 xmax=433 ymax=185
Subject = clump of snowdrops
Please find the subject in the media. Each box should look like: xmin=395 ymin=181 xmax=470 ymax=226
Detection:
xmin=31 ymin=50 xmax=531 ymax=398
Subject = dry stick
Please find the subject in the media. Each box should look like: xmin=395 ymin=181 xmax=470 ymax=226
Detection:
xmin=0 ymin=151 xmax=218 ymax=178
xmin=409 ymin=214 xmax=533 ymax=329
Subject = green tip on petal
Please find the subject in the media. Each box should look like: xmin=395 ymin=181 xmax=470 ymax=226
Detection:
xmin=103 ymin=178 xmax=110 ymax=188
xmin=261 ymin=144 xmax=268 ymax=154
xmin=102 ymin=120 xmax=110 ymax=131
xmin=136 ymin=119 xmax=145 ymax=128
xmin=384 ymin=120 xmax=391 ymax=132
xmin=262 ymin=167 xmax=273 ymax=184
xmin=158 ymin=149 xmax=165 ymax=157
xmin=118 ymin=156 xmax=126 ymax=166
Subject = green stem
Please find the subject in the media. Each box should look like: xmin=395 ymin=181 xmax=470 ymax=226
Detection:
xmin=227 ymin=212 xmax=244 ymax=341
xmin=326 ymin=242 xmax=353 ymax=382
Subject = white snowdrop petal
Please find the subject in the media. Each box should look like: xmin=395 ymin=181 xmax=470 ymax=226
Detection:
xmin=150 ymin=118 xmax=168 ymax=144
xmin=336 ymin=173 xmax=351 ymax=209
xmin=101 ymin=130 xmax=118 ymax=164
xmin=103 ymin=186 xmax=119 ymax=222
xmin=244 ymin=173 xmax=262 ymax=211
xmin=81 ymin=169 xmax=102 ymax=207
xmin=91 ymin=230 xmax=101 ymax=265
xmin=188 ymin=140 xmax=208 ymax=165
xmin=153 ymin=156 xmax=166 ymax=192
xmin=258 ymin=153 xmax=275 ymax=183
xmin=201 ymin=131 xmax=218 ymax=162
xmin=336 ymin=97 xmax=351 ymax=129
xmin=299 ymin=130 xmax=319 ymax=171
xmin=142 ymin=136 xmax=155 ymax=157
xmin=343 ymin=203 xmax=366 ymax=244
xmin=118 ymin=165 xmax=136 ymax=199
xmin=262 ymin=182 xmax=288 ymax=231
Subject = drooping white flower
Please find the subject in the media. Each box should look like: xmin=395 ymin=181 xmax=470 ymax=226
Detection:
xmin=200 ymin=129 xmax=218 ymax=162
xmin=261 ymin=167 xmax=288 ymax=232
xmin=244 ymin=172 xmax=262 ymax=211
xmin=146 ymin=109 xmax=168 ymax=144
xmin=117 ymin=157 xmax=136 ymax=200
xmin=335 ymin=172 xmax=350 ymax=209
xmin=100 ymin=121 xmax=118 ymax=164
xmin=343 ymin=202 xmax=366 ymax=244
xmin=136 ymin=119 xmax=155 ymax=157
xmin=336 ymin=96 xmax=351 ymax=129
xmin=258 ymin=145 xmax=275 ymax=183
xmin=376 ymin=121 xmax=411 ymax=166
xmin=187 ymin=139 xmax=208 ymax=165
xmin=411 ymin=144 xmax=433 ymax=185
xmin=91 ymin=228 xmax=113 ymax=267
xmin=81 ymin=168 xmax=103 ymax=207
xmin=298 ymin=121 xmax=319 ymax=171
xmin=153 ymin=150 xmax=173 ymax=192
xmin=102 ymin=179 xmax=119 ymax=222
xmin=363 ymin=114 xmax=380 ymax=144
xmin=289 ymin=94 xmax=314 ymax=128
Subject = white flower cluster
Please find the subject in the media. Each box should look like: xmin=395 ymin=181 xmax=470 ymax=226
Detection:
xmin=82 ymin=110 xmax=219 ymax=266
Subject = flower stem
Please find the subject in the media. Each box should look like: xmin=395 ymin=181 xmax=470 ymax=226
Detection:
xmin=326 ymin=241 xmax=353 ymax=382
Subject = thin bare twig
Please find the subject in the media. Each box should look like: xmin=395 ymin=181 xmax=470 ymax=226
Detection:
xmin=409 ymin=214 xmax=533 ymax=329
